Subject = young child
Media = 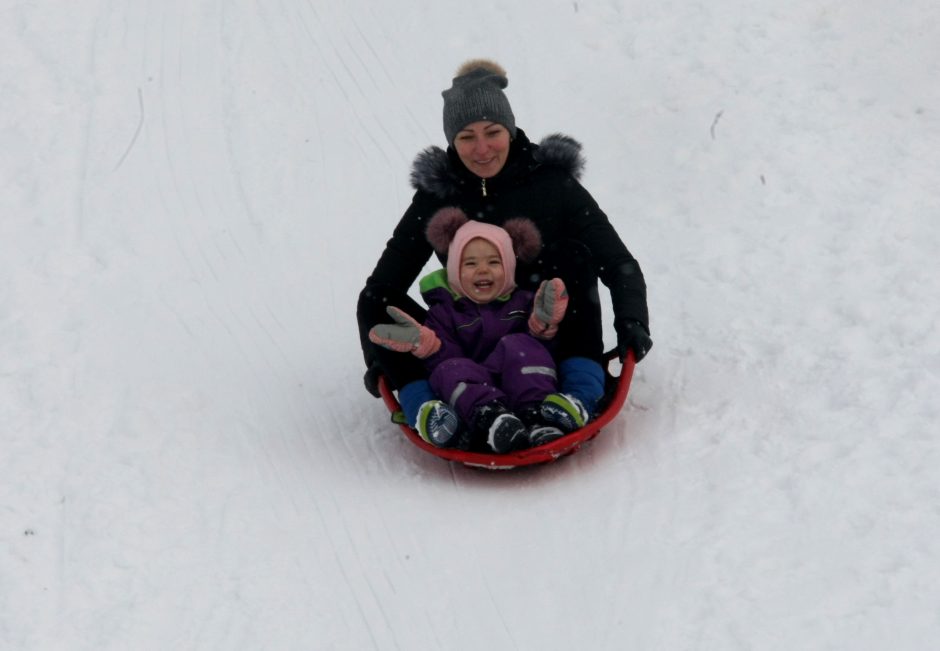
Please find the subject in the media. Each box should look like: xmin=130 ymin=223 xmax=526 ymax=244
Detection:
xmin=369 ymin=208 xmax=589 ymax=454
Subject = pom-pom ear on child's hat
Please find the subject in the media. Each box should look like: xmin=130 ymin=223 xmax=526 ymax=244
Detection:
xmin=426 ymin=207 xmax=468 ymax=255
xmin=502 ymin=217 xmax=541 ymax=263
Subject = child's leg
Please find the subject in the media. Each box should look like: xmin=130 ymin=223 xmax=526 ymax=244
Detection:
xmin=482 ymin=333 xmax=568 ymax=447
xmin=430 ymin=358 xmax=528 ymax=452
xmin=429 ymin=357 xmax=506 ymax=424
xmin=482 ymin=333 xmax=558 ymax=410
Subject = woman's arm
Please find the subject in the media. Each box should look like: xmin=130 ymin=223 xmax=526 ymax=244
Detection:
xmin=356 ymin=194 xmax=437 ymax=372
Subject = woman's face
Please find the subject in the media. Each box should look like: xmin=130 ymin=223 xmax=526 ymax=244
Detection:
xmin=452 ymin=121 xmax=511 ymax=179
xmin=459 ymin=238 xmax=505 ymax=303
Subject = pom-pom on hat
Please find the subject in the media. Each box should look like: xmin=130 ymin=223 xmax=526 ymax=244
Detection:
xmin=441 ymin=59 xmax=517 ymax=146
xmin=426 ymin=207 xmax=541 ymax=303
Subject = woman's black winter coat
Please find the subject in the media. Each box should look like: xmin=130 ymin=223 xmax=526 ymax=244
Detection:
xmin=357 ymin=128 xmax=650 ymax=392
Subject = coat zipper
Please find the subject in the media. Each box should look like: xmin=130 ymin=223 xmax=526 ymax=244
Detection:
xmin=481 ymin=178 xmax=487 ymax=197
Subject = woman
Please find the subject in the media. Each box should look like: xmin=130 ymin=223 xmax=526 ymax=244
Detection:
xmin=357 ymin=58 xmax=652 ymax=431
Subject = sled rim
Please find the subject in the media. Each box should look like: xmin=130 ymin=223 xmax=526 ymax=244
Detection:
xmin=378 ymin=349 xmax=636 ymax=469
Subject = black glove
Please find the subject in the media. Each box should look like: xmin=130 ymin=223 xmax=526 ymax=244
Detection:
xmin=616 ymin=320 xmax=653 ymax=363
xmin=363 ymin=361 xmax=382 ymax=398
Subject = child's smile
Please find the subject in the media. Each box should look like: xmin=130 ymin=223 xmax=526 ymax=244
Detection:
xmin=459 ymin=238 xmax=506 ymax=303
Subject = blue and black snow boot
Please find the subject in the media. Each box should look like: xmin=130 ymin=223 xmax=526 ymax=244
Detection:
xmin=415 ymin=400 xmax=461 ymax=448
xmin=540 ymin=393 xmax=590 ymax=433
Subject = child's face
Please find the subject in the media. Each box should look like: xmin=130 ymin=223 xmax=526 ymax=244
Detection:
xmin=459 ymin=238 xmax=505 ymax=303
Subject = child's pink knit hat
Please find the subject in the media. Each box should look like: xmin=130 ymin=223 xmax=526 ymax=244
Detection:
xmin=426 ymin=207 xmax=541 ymax=303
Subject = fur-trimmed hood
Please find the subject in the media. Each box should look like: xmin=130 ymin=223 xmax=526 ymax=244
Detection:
xmin=409 ymin=131 xmax=586 ymax=198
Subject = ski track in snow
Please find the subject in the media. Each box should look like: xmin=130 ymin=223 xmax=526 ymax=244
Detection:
xmin=3 ymin=1 xmax=940 ymax=649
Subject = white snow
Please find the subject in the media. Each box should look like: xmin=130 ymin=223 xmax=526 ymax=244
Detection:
xmin=3 ymin=1 xmax=940 ymax=649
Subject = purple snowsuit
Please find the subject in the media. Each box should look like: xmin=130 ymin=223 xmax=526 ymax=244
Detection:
xmin=419 ymin=270 xmax=558 ymax=425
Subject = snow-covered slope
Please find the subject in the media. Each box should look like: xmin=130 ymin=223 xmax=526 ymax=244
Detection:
xmin=3 ymin=1 xmax=939 ymax=649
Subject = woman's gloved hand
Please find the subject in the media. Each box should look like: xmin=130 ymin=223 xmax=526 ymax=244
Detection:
xmin=616 ymin=319 xmax=653 ymax=362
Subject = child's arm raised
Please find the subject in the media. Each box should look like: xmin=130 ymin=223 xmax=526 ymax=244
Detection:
xmin=529 ymin=278 xmax=569 ymax=340
xmin=368 ymin=306 xmax=442 ymax=359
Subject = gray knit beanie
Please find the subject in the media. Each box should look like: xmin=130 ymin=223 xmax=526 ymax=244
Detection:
xmin=441 ymin=59 xmax=517 ymax=146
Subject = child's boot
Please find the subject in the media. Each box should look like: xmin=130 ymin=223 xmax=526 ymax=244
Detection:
xmin=540 ymin=393 xmax=590 ymax=433
xmin=518 ymin=404 xmax=565 ymax=447
xmin=415 ymin=400 xmax=461 ymax=448
xmin=471 ymin=402 xmax=528 ymax=454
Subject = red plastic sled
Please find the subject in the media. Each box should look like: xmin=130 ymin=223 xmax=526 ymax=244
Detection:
xmin=377 ymin=349 xmax=635 ymax=470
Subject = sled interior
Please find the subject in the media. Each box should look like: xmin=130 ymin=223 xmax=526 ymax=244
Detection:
xmin=377 ymin=349 xmax=635 ymax=470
